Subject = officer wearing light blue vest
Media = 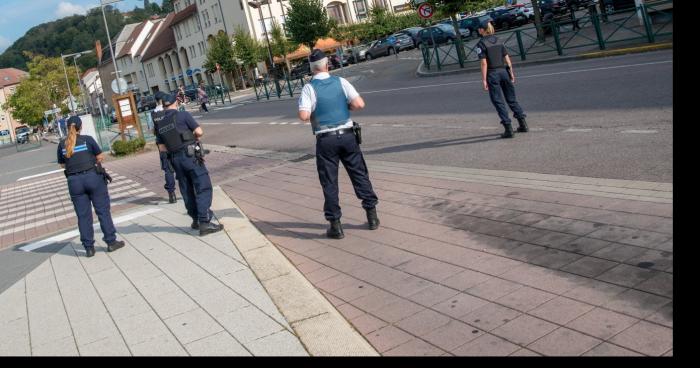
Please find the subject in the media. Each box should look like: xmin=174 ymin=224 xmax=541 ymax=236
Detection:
xmin=298 ymin=49 xmax=379 ymax=239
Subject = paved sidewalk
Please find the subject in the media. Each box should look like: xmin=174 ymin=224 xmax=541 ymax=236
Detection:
xmin=0 ymin=187 xmax=374 ymax=356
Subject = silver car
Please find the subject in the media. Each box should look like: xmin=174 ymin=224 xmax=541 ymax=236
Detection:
xmin=391 ymin=33 xmax=414 ymax=51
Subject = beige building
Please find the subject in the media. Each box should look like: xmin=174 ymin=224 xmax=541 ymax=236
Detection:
xmin=0 ymin=68 xmax=29 ymax=143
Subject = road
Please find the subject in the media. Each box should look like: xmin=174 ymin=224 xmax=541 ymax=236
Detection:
xmin=191 ymin=48 xmax=673 ymax=182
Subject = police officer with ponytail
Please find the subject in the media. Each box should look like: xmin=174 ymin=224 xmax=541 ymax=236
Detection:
xmin=57 ymin=116 xmax=125 ymax=257
xmin=476 ymin=20 xmax=529 ymax=138
xmin=152 ymin=93 xmax=223 ymax=236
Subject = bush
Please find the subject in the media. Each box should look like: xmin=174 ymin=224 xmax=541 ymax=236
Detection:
xmin=112 ymin=137 xmax=146 ymax=156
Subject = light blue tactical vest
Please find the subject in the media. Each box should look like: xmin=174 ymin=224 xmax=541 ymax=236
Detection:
xmin=309 ymin=76 xmax=351 ymax=134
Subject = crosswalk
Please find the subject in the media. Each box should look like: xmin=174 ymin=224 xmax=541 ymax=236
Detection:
xmin=0 ymin=171 xmax=157 ymax=240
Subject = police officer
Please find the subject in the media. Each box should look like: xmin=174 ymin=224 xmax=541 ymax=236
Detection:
xmin=476 ymin=20 xmax=529 ymax=138
xmin=153 ymin=92 xmax=177 ymax=204
xmin=298 ymin=49 xmax=379 ymax=239
xmin=57 ymin=116 xmax=125 ymax=257
xmin=153 ymin=92 xmax=223 ymax=236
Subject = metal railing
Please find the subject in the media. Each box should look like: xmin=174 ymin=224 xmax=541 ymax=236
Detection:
xmin=421 ymin=0 xmax=673 ymax=70
xmin=253 ymin=74 xmax=313 ymax=101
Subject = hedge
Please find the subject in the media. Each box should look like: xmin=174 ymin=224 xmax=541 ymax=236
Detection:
xmin=112 ymin=137 xmax=146 ymax=156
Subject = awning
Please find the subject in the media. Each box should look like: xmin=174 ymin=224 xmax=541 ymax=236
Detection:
xmin=274 ymin=38 xmax=343 ymax=63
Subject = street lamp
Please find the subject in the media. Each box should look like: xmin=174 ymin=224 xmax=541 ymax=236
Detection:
xmin=248 ymin=0 xmax=275 ymax=75
xmin=100 ymin=0 xmax=124 ymax=94
xmin=60 ymin=50 xmax=92 ymax=113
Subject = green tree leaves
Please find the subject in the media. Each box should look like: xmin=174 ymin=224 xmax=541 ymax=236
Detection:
xmin=204 ymin=32 xmax=238 ymax=75
xmin=285 ymin=0 xmax=333 ymax=49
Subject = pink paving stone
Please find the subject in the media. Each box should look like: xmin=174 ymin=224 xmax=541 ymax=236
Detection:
xmin=644 ymin=302 xmax=672 ymax=328
xmin=372 ymin=299 xmax=425 ymax=324
xmin=563 ymin=279 xmax=628 ymax=306
xmin=422 ymin=319 xmax=485 ymax=352
xmin=351 ymin=290 xmax=405 ymax=314
xmin=320 ymin=291 xmax=345 ymax=307
xmin=602 ymin=289 xmax=671 ymax=319
xmin=395 ymin=257 xmax=465 ymax=283
xmin=440 ymin=269 xmax=493 ymax=292
xmin=565 ymin=307 xmax=639 ymax=340
xmin=582 ymin=342 xmax=643 ymax=356
xmin=495 ymin=286 xmax=557 ymax=313
xmin=383 ymin=338 xmax=446 ymax=356
xmin=609 ymin=321 xmax=673 ymax=356
xmin=491 ymin=314 xmax=558 ymax=346
xmin=405 ymin=283 xmax=461 ymax=308
xmin=394 ymin=308 xmax=452 ymax=337
xmin=364 ymin=325 xmax=414 ymax=353
xmin=467 ymin=277 xmax=524 ymax=301
xmin=596 ymin=263 xmax=660 ymax=288
xmin=433 ymin=292 xmax=490 ymax=319
xmin=451 ymin=333 xmax=520 ymax=356
xmin=315 ymin=273 xmax=363 ymax=293
xmin=459 ymin=302 xmax=522 ymax=332
xmin=510 ymin=348 xmax=542 ymax=356
xmin=336 ymin=303 xmax=365 ymax=321
xmin=303 ymin=266 xmax=340 ymax=284
xmin=529 ymin=296 xmax=596 ymax=325
xmin=350 ymin=313 xmax=389 ymax=335
xmin=527 ymin=327 xmax=602 ymax=356
xmin=332 ymin=282 xmax=380 ymax=302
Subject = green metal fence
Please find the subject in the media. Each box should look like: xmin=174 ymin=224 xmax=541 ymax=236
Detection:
xmin=421 ymin=0 xmax=673 ymax=70
xmin=94 ymin=111 xmax=155 ymax=153
xmin=253 ymin=74 xmax=313 ymax=101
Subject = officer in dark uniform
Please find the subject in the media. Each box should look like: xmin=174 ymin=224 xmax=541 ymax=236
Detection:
xmin=57 ymin=116 xmax=125 ymax=257
xmin=152 ymin=93 xmax=223 ymax=236
xmin=298 ymin=49 xmax=379 ymax=239
xmin=476 ymin=20 xmax=529 ymax=138
xmin=152 ymin=92 xmax=177 ymax=204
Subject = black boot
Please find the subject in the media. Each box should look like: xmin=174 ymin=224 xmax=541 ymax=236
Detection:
xmin=168 ymin=192 xmax=177 ymax=203
xmin=191 ymin=220 xmax=199 ymax=230
xmin=200 ymin=222 xmax=224 ymax=236
xmin=107 ymin=240 xmax=125 ymax=252
xmin=516 ymin=118 xmax=529 ymax=133
xmin=85 ymin=247 xmax=96 ymax=257
xmin=501 ymin=124 xmax=514 ymax=138
xmin=327 ymin=220 xmax=344 ymax=239
xmin=366 ymin=208 xmax=380 ymax=230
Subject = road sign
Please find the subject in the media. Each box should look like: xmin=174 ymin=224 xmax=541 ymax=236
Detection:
xmin=418 ymin=3 xmax=434 ymax=19
xmin=111 ymin=78 xmax=128 ymax=94
xmin=43 ymin=108 xmax=61 ymax=116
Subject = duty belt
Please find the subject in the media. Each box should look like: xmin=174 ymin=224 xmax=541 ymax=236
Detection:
xmin=315 ymin=128 xmax=354 ymax=139
xmin=66 ymin=167 xmax=96 ymax=176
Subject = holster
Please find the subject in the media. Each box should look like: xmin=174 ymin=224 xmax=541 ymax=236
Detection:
xmin=95 ymin=163 xmax=112 ymax=185
xmin=352 ymin=121 xmax=362 ymax=145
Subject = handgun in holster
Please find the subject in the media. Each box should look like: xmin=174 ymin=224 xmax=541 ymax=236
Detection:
xmin=95 ymin=163 xmax=112 ymax=184
xmin=352 ymin=121 xmax=362 ymax=145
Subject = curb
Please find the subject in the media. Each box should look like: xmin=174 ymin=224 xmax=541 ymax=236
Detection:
xmin=211 ymin=186 xmax=379 ymax=356
xmin=416 ymin=42 xmax=673 ymax=77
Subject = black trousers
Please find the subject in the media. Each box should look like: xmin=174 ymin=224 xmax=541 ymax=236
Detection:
xmin=170 ymin=150 xmax=213 ymax=223
xmin=316 ymin=132 xmax=378 ymax=221
xmin=487 ymin=68 xmax=526 ymax=125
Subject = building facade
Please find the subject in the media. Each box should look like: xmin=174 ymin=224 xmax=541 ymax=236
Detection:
xmin=0 ymin=68 xmax=29 ymax=143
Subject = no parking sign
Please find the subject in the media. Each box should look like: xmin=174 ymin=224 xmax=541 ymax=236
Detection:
xmin=417 ymin=3 xmax=434 ymax=19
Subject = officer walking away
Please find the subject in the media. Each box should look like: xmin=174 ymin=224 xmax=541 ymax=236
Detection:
xmin=153 ymin=92 xmax=177 ymax=204
xmin=476 ymin=20 xmax=529 ymax=138
xmin=298 ymin=49 xmax=379 ymax=239
xmin=57 ymin=116 xmax=125 ymax=257
xmin=153 ymin=93 xmax=224 ymax=236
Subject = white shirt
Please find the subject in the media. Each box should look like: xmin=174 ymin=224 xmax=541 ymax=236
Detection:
xmin=154 ymin=104 xmax=163 ymax=112
xmin=298 ymin=72 xmax=360 ymax=134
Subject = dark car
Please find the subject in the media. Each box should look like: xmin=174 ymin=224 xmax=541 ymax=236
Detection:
xmin=487 ymin=8 xmax=527 ymax=30
xmin=601 ymin=0 xmax=636 ymax=13
xmin=290 ymin=59 xmax=312 ymax=78
xmin=459 ymin=15 xmax=494 ymax=34
xmin=365 ymin=36 xmax=398 ymax=60
xmin=538 ymin=0 xmax=568 ymax=15
xmin=396 ymin=27 xmax=424 ymax=48
xmin=137 ymin=95 xmax=157 ymax=112
xmin=417 ymin=25 xmax=457 ymax=47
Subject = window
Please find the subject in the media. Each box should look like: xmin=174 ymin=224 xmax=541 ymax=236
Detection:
xmin=327 ymin=4 xmax=345 ymax=24
xmin=184 ymin=19 xmax=192 ymax=37
xmin=239 ymin=0 xmax=244 ymax=10
xmin=175 ymin=25 xmax=183 ymax=40
xmin=195 ymin=17 xmax=201 ymax=31
xmin=203 ymin=10 xmax=211 ymax=28
xmin=147 ymin=63 xmax=155 ymax=78
xmin=354 ymin=0 xmax=368 ymax=21
xmin=175 ymin=2 xmax=181 ymax=12
xmin=189 ymin=45 xmax=196 ymax=58
xmin=211 ymin=5 xmax=220 ymax=24
xmin=184 ymin=0 xmax=192 ymax=6
xmin=259 ymin=17 xmax=274 ymax=35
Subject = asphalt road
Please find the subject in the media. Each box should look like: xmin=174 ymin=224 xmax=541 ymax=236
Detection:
xmin=191 ymin=48 xmax=673 ymax=182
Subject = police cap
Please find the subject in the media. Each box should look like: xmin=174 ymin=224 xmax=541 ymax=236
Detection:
xmin=67 ymin=115 xmax=82 ymax=130
xmin=154 ymin=91 xmax=167 ymax=103
xmin=160 ymin=92 xmax=178 ymax=107
xmin=308 ymin=49 xmax=327 ymax=63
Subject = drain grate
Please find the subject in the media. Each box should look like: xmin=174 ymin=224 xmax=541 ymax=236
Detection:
xmin=289 ymin=154 xmax=315 ymax=163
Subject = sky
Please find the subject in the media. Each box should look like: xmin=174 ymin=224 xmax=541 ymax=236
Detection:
xmin=0 ymin=0 xmax=154 ymax=53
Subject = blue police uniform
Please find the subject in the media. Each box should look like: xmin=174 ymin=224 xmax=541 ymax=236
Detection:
xmin=476 ymin=28 xmax=528 ymax=137
xmin=151 ymin=104 xmax=177 ymax=201
xmin=153 ymin=97 xmax=222 ymax=236
xmin=300 ymin=49 xmax=379 ymax=239
xmin=58 ymin=117 xmax=124 ymax=256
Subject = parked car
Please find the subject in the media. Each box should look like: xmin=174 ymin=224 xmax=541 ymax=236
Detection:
xmin=391 ymin=33 xmax=414 ymax=51
xmin=329 ymin=53 xmax=349 ymax=69
xmin=365 ymin=36 xmax=398 ymax=60
xmin=344 ymin=44 xmax=370 ymax=63
xmin=15 ymin=126 xmax=31 ymax=144
xmin=417 ymin=25 xmax=457 ymax=47
xmin=458 ymin=15 xmax=494 ymax=35
xmin=487 ymin=8 xmax=528 ymax=30
xmin=137 ymin=95 xmax=157 ymax=112
xmin=396 ymin=27 xmax=424 ymax=48
xmin=290 ymin=59 xmax=312 ymax=77
xmin=538 ymin=0 xmax=568 ymax=15
xmin=438 ymin=20 xmax=473 ymax=39
xmin=600 ymin=0 xmax=635 ymax=13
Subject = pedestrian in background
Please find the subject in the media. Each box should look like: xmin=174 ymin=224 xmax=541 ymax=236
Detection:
xmin=298 ymin=49 xmax=380 ymax=239
xmin=476 ymin=20 xmax=529 ymax=138
xmin=197 ymin=82 xmax=209 ymax=113
xmin=57 ymin=116 xmax=125 ymax=257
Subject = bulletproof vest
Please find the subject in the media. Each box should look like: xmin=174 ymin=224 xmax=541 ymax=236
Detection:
xmin=309 ymin=76 xmax=351 ymax=134
xmin=479 ymin=36 xmax=506 ymax=69
xmin=154 ymin=111 xmax=195 ymax=152
xmin=62 ymin=136 xmax=96 ymax=174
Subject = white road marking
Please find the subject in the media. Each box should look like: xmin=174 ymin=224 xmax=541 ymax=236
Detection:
xmin=479 ymin=126 xmax=500 ymax=130
xmin=203 ymin=122 xmax=224 ymax=125
xmin=565 ymin=128 xmax=593 ymax=132
xmin=19 ymin=208 xmax=162 ymax=252
xmin=278 ymin=122 xmax=289 ymax=125
xmin=16 ymin=169 xmax=66 ymax=182
xmin=621 ymin=129 xmax=658 ymax=134
xmin=392 ymin=124 xmax=406 ymax=127
xmin=193 ymin=115 xmax=203 ymax=119
xmin=230 ymin=122 xmax=261 ymax=125
xmin=269 ymin=122 xmax=279 ymax=125
xmin=291 ymin=122 xmax=300 ymax=125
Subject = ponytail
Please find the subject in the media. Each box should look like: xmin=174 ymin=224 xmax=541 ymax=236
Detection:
xmin=484 ymin=23 xmax=495 ymax=36
xmin=65 ymin=125 xmax=78 ymax=158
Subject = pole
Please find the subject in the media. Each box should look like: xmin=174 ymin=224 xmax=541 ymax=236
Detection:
xmin=61 ymin=55 xmax=76 ymax=113
xmin=72 ymin=56 xmax=88 ymax=112
xmin=102 ymin=4 xmax=122 ymax=94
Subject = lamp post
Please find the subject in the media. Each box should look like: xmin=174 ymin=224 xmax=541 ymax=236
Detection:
xmin=100 ymin=0 xmax=124 ymax=94
xmin=60 ymin=50 xmax=92 ymax=113
xmin=249 ymin=0 xmax=281 ymax=96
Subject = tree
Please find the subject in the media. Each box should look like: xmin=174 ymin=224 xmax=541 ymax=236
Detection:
xmin=269 ymin=20 xmax=297 ymax=75
xmin=285 ymin=0 xmax=332 ymax=49
xmin=232 ymin=26 xmax=265 ymax=84
xmin=161 ymin=0 xmax=175 ymax=13
xmin=2 ymin=53 xmax=81 ymax=126
xmin=204 ymin=32 xmax=239 ymax=91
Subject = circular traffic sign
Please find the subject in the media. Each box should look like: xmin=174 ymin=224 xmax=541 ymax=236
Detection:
xmin=418 ymin=3 xmax=434 ymax=19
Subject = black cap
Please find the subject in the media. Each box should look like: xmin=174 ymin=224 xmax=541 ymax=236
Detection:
xmin=154 ymin=91 xmax=167 ymax=102
xmin=67 ymin=116 xmax=82 ymax=130
xmin=160 ymin=93 xmax=177 ymax=107
xmin=308 ymin=49 xmax=326 ymax=63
